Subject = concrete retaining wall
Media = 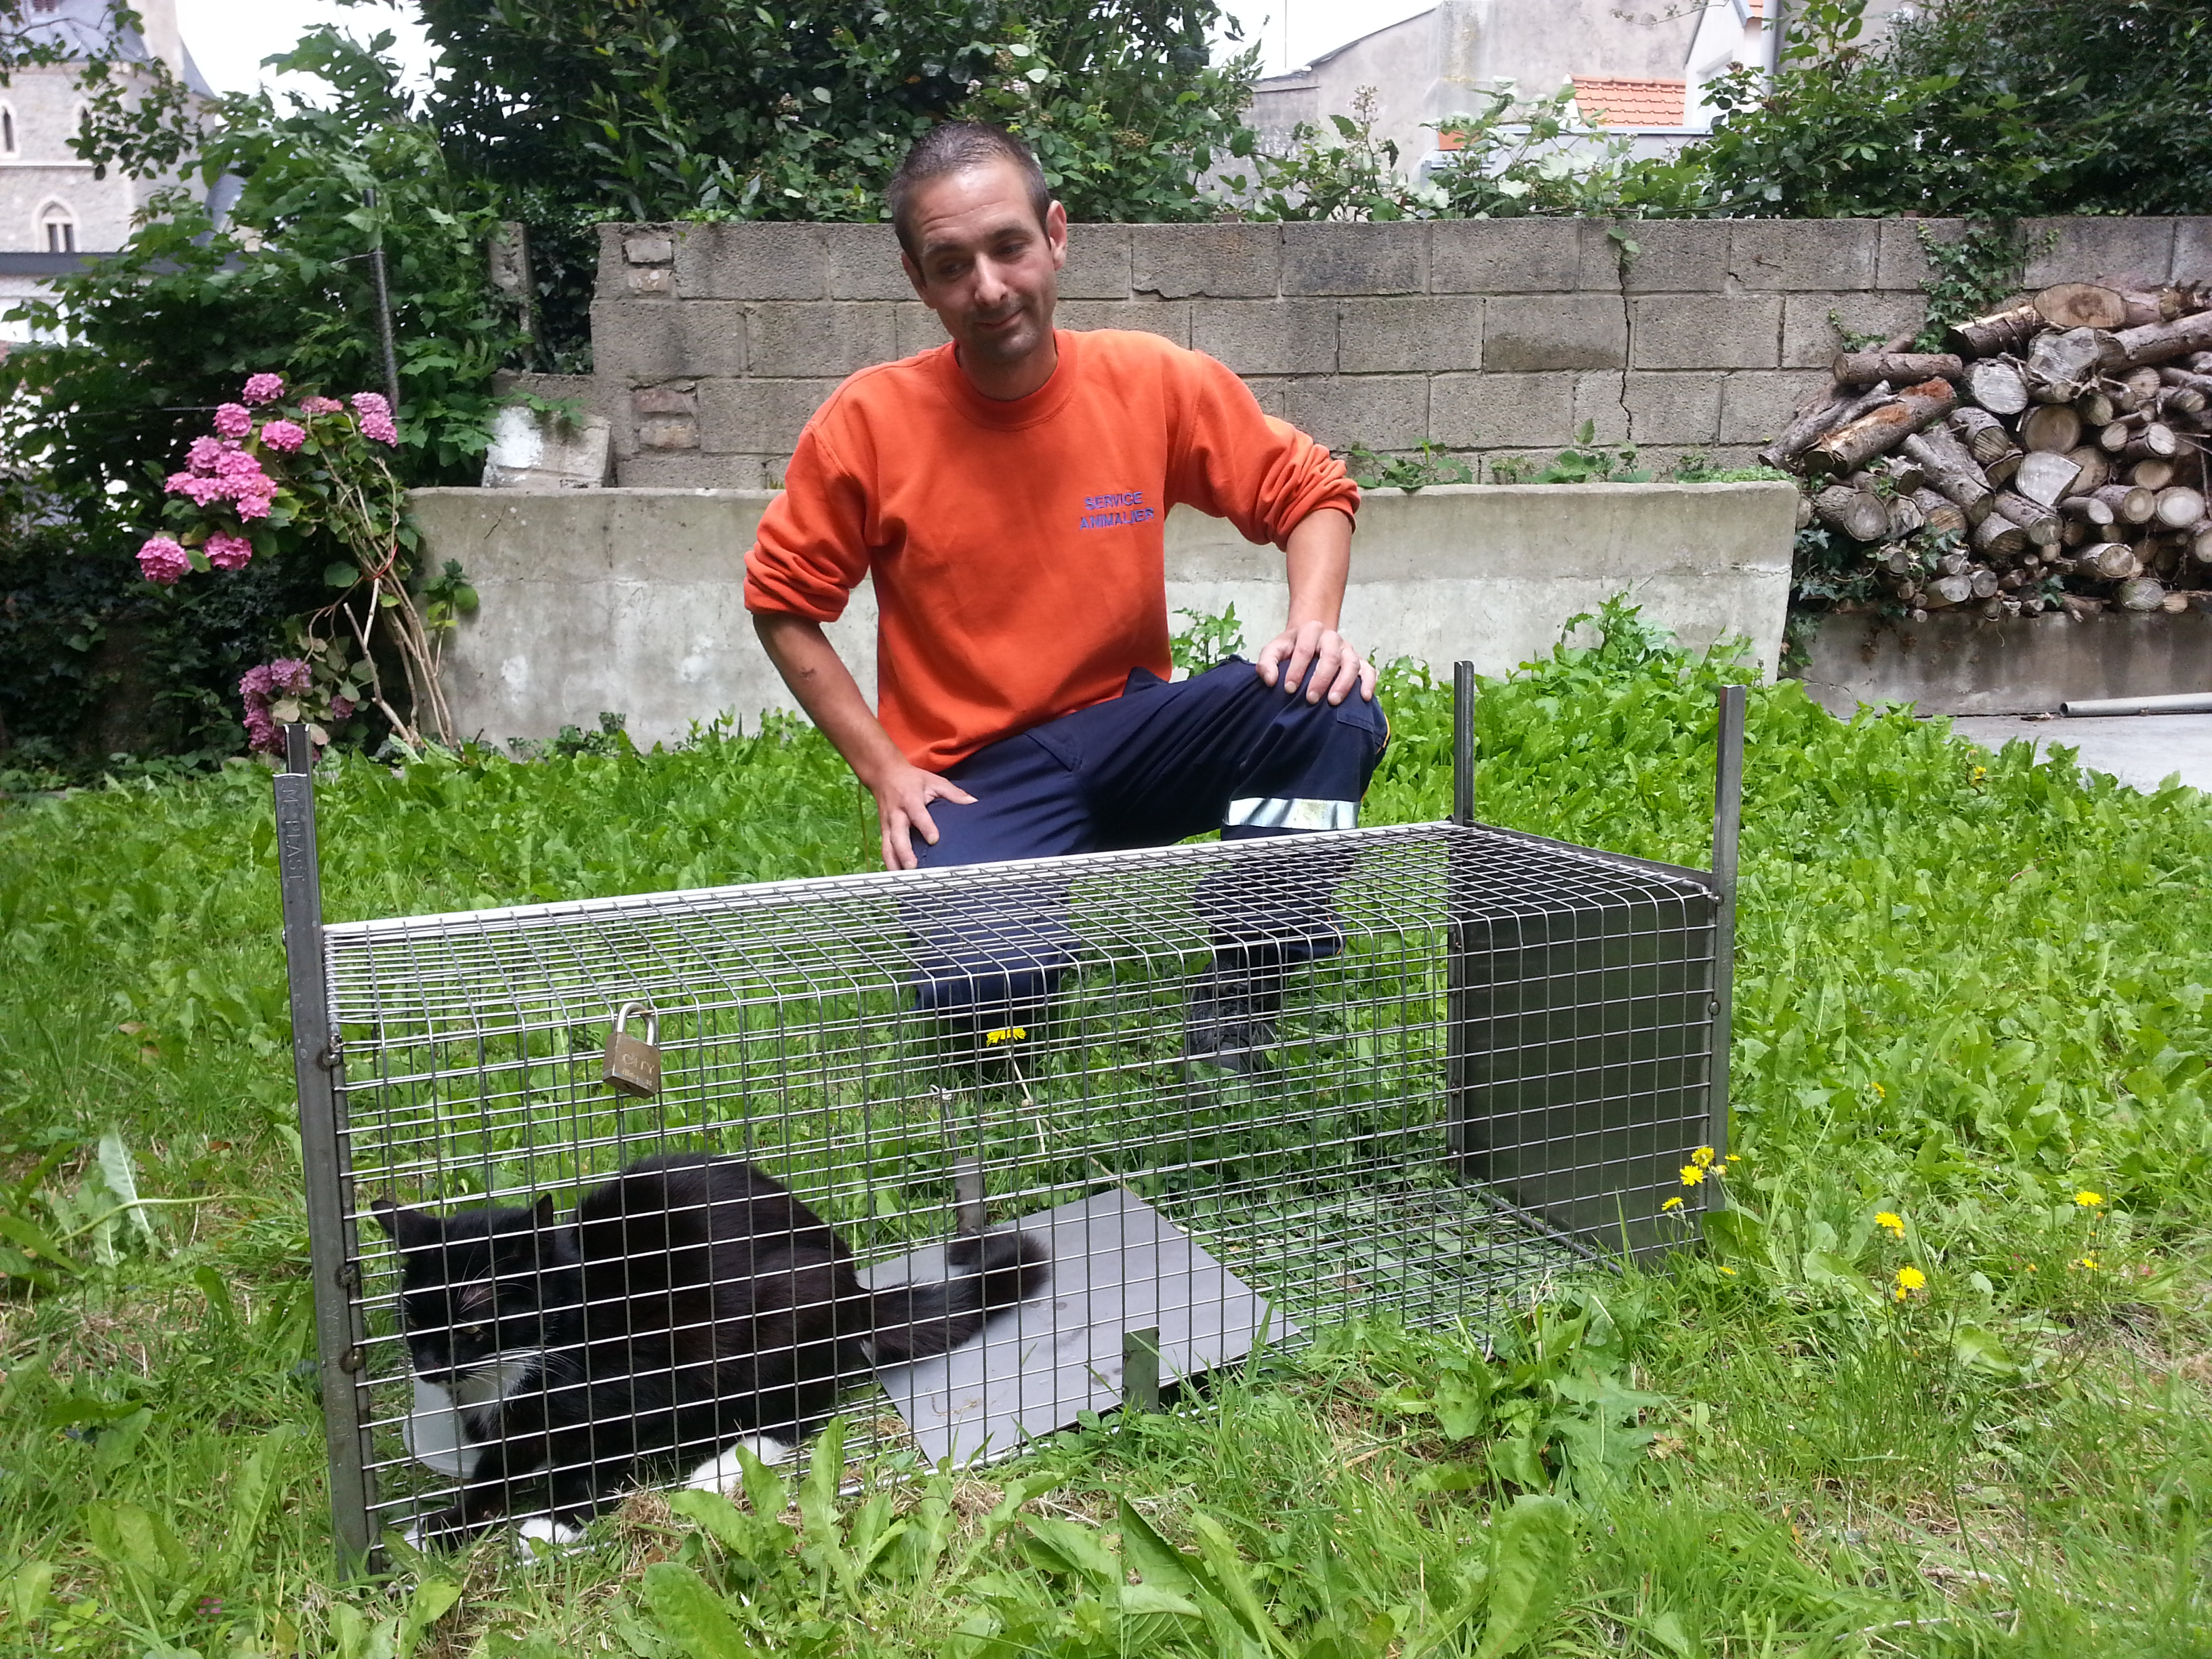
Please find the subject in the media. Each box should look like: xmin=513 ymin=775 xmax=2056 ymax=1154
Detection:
xmin=415 ymin=480 xmax=1797 ymax=747
xmin=1797 ymin=611 xmax=2212 ymax=718
xmin=590 ymin=216 xmax=2212 ymax=489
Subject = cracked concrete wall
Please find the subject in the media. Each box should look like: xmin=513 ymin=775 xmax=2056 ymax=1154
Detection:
xmin=592 ymin=217 xmax=2212 ymax=489
xmin=416 ymin=480 xmax=1797 ymax=745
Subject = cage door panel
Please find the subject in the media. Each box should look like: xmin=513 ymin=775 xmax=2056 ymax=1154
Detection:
xmin=1450 ymin=892 xmax=1717 ymax=1250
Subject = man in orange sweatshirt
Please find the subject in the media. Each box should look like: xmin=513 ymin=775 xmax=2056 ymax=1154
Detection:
xmin=745 ymin=123 xmax=1386 ymax=1068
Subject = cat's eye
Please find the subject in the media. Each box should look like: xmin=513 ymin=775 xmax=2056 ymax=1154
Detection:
xmin=458 ymin=1324 xmax=485 ymax=1338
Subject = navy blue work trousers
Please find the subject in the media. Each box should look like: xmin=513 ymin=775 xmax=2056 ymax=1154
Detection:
xmin=906 ymin=658 xmax=1387 ymax=1014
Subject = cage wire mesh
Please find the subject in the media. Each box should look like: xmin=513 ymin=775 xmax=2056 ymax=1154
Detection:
xmin=274 ymin=690 xmax=1739 ymax=1567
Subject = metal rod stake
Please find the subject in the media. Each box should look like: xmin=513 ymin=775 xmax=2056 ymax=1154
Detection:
xmin=364 ymin=187 xmax=403 ymax=420
xmin=1122 ymin=1327 xmax=1161 ymax=1414
xmin=275 ymin=724 xmax=373 ymax=1574
xmin=1452 ymin=659 xmax=1475 ymax=827
xmin=1707 ymin=683 xmax=1747 ymax=1181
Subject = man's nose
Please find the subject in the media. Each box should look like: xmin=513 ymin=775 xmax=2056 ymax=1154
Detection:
xmin=971 ymin=256 xmax=1010 ymax=308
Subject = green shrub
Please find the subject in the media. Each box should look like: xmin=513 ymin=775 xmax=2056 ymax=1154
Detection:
xmin=0 ymin=27 xmax=523 ymax=773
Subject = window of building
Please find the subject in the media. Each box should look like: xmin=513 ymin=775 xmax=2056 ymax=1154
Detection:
xmin=39 ymin=201 xmax=78 ymax=254
xmin=1 ymin=104 xmax=15 ymax=155
xmin=31 ymin=1 xmax=62 ymax=14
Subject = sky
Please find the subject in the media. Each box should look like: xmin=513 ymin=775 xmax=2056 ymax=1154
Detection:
xmin=1218 ymin=0 xmax=1435 ymax=78
xmin=175 ymin=0 xmax=1422 ymax=100
xmin=176 ymin=0 xmax=435 ymax=98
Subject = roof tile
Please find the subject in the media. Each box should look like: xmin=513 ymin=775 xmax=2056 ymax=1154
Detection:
xmin=1570 ymin=76 xmax=1688 ymax=127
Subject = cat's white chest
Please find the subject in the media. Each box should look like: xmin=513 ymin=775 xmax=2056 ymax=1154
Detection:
xmin=402 ymin=1376 xmax=479 ymax=1476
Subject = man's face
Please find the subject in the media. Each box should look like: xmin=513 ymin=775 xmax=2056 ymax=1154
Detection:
xmin=901 ymin=161 xmax=1067 ymax=386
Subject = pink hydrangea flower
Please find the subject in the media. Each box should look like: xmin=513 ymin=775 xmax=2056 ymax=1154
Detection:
xmin=204 ymin=531 xmax=253 ymax=571
xmin=234 ymin=489 xmax=275 ymax=522
xmin=215 ymin=448 xmax=265 ymax=479
xmin=360 ymin=412 xmax=400 ymax=447
xmin=331 ymin=695 xmax=356 ymax=721
xmin=258 ymin=419 xmax=306 ymax=453
xmin=136 ymin=535 xmax=190 ymax=585
xmin=213 ymin=403 xmax=252 ymax=438
xmin=350 ymin=391 xmax=390 ymax=420
xmin=300 ymin=395 xmax=344 ymax=415
xmin=241 ymin=373 xmax=285 ymax=405
xmin=186 ymin=436 xmax=228 ymax=472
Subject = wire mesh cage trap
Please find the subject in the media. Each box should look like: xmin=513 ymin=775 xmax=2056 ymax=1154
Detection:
xmin=273 ymin=673 xmax=1745 ymax=1569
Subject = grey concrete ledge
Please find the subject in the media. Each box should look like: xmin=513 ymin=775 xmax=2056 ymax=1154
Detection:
xmin=1794 ymin=610 xmax=2212 ymax=718
xmin=416 ymin=481 xmax=1799 ymax=747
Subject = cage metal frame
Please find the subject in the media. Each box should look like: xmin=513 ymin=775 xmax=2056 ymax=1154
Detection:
xmin=274 ymin=673 xmax=1746 ymax=1573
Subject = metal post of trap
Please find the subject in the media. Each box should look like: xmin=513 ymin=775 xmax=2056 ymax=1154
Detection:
xmin=273 ymin=674 xmax=1747 ymax=1572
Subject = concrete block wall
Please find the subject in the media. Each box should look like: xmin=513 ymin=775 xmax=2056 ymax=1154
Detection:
xmin=592 ymin=217 xmax=2212 ymax=489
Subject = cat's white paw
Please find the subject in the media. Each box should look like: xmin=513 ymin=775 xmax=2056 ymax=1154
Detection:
xmin=684 ymin=1435 xmax=796 ymax=1494
xmin=514 ymin=1515 xmax=585 ymax=1561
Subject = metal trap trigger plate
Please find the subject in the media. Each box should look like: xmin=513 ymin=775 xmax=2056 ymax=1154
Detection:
xmin=863 ymin=1186 xmax=1296 ymax=1467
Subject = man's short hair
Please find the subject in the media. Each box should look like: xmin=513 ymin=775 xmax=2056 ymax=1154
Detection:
xmin=888 ymin=123 xmax=1053 ymax=260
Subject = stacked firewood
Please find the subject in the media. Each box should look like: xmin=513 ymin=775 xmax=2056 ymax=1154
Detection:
xmin=1763 ymin=281 xmax=2212 ymax=619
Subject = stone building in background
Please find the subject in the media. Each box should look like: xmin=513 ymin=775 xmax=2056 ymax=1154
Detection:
xmin=1246 ymin=0 xmax=1912 ymax=169
xmin=1 ymin=0 xmax=215 ymax=339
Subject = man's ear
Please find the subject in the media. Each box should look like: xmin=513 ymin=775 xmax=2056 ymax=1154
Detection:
xmin=1045 ymin=198 xmax=1068 ymax=271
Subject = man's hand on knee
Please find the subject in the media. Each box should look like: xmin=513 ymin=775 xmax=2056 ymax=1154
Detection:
xmin=869 ymin=761 xmax=977 ymax=871
xmin=1257 ymin=620 xmax=1376 ymax=706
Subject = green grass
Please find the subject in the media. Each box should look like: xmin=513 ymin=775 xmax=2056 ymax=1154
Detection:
xmin=3 ymin=611 xmax=2210 ymax=1657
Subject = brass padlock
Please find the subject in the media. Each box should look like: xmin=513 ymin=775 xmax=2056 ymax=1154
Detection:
xmin=602 ymin=1002 xmax=661 ymax=1098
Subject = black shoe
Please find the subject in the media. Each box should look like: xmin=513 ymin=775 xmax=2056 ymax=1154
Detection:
xmin=1181 ymin=947 xmax=1286 ymax=1073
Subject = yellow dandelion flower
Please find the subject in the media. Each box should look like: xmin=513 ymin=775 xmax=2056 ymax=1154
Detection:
xmin=1717 ymin=1265 xmax=1737 ymax=1276
xmin=2074 ymin=1189 xmax=2104 ymax=1208
xmin=1725 ymin=1153 xmax=1741 ymax=1164
xmin=1661 ymin=1196 xmax=1684 ymax=1212
xmin=1875 ymin=1212 xmax=1904 ymax=1237
xmin=1894 ymin=1265 xmax=1926 ymax=1295
xmin=2074 ymin=1254 xmax=2100 ymax=1271
xmin=1872 ymin=1082 xmax=1886 ymax=1099
xmin=1971 ymin=765 xmax=1987 ymax=783
xmin=985 ymin=1026 xmax=1027 ymax=1046
xmin=1692 ymin=1145 xmax=1717 ymax=1168
xmin=1679 ymin=1164 xmax=1706 ymax=1187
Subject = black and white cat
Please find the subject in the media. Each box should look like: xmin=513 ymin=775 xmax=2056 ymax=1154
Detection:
xmin=371 ymin=1151 xmax=1047 ymax=1549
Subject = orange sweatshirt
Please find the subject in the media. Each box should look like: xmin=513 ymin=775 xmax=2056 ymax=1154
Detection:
xmin=743 ymin=328 xmax=1359 ymax=774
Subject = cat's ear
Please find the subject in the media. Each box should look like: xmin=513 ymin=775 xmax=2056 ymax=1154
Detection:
xmin=370 ymin=1197 xmax=431 ymax=1247
xmin=533 ymin=1193 xmax=558 ymax=1229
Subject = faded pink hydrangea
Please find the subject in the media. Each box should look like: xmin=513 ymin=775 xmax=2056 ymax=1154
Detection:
xmin=258 ymin=419 xmax=306 ymax=453
xmin=204 ymin=531 xmax=253 ymax=571
xmin=239 ymin=658 xmax=314 ymax=756
xmin=331 ymin=695 xmax=356 ymax=721
xmin=241 ymin=373 xmax=285 ymax=405
xmin=137 ymin=535 xmax=190 ymax=585
xmin=213 ymin=403 xmax=252 ymax=438
xmin=359 ymin=413 xmax=399 ymax=447
xmin=299 ymin=395 xmax=344 ymax=415
xmin=350 ymin=391 xmax=390 ymax=420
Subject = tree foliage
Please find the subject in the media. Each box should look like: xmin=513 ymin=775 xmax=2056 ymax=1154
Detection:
xmin=416 ymin=0 xmax=1256 ymax=224
xmin=1692 ymin=0 xmax=2212 ymax=218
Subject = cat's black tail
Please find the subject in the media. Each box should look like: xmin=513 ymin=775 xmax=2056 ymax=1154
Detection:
xmin=862 ymin=1231 xmax=1050 ymax=1364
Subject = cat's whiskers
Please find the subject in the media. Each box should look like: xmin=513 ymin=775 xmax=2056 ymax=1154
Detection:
xmin=451 ymin=1347 xmax=549 ymax=1410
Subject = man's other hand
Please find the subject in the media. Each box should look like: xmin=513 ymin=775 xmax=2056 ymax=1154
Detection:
xmin=870 ymin=761 xmax=977 ymax=871
xmin=1256 ymin=620 xmax=1376 ymax=705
